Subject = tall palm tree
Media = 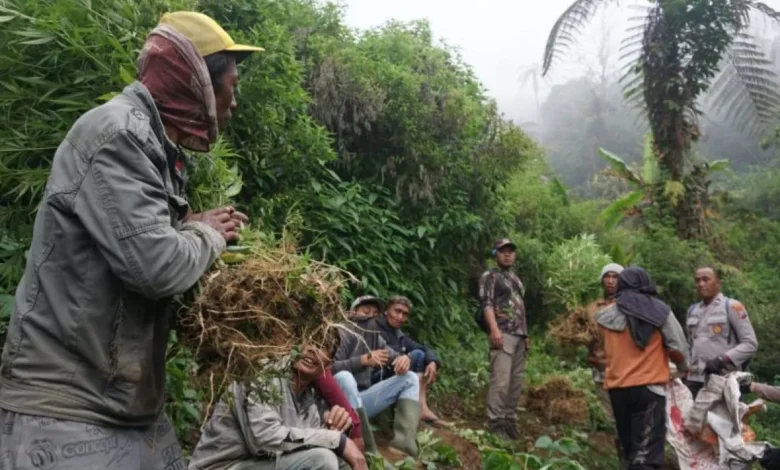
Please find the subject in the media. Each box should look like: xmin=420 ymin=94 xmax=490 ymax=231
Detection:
xmin=542 ymin=0 xmax=780 ymax=238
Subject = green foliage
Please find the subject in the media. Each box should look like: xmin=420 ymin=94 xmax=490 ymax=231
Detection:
xmin=164 ymin=332 xmax=203 ymax=449
xmin=0 ymin=0 xmax=194 ymax=253
xmin=481 ymin=435 xmax=586 ymax=469
xmin=543 ymin=234 xmax=612 ymax=312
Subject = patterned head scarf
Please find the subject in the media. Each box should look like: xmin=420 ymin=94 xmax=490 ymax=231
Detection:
xmin=137 ymin=24 xmax=218 ymax=152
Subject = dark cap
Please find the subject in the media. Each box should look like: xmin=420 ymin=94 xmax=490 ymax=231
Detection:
xmin=493 ymin=238 xmax=516 ymax=252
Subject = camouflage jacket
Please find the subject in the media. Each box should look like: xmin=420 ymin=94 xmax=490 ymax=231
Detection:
xmin=479 ymin=267 xmax=527 ymax=336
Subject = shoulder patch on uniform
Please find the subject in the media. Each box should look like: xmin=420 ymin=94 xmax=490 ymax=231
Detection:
xmin=731 ymin=300 xmax=747 ymax=319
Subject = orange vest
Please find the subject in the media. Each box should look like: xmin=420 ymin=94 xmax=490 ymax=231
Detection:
xmin=600 ymin=325 xmax=670 ymax=390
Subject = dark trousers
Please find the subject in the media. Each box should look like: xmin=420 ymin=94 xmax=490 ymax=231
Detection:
xmin=609 ymin=386 xmax=666 ymax=469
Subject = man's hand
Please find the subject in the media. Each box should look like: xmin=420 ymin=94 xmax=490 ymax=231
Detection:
xmin=393 ymin=355 xmax=411 ymax=375
xmin=424 ymin=362 xmax=438 ymax=384
xmin=361 ymin=349 xmax=389 ymax=368
xmin=324 ymin=405 xmax=352 ymax=433
xmin=188 ymin=207 xmax=249 ymax=237
xmin=525 ymin=337 xmax=531 ymax=352
xmin=188 ymin=206 xmax=249 ymax=243
xmin=342 ymin=438 xmax=369 ymax=470
xmin=489 ymin=328 xmax=504 ymax=349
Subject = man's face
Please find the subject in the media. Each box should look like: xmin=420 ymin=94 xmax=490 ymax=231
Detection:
xmin=214 ymin=59 xmax=238 ymax=131
xmin=695 ymin=267 xmax=720 ymax=301
xmin=294 ymin=344 xmax=331 ymax=380
xmin=354 ymin=303 xmax=379 ymax=318
xmin=386 ymin=302 xmax=410 ymax=329
xmin=602 ymin=272 xmax=619 ymax=297
xmin=496 ymin=246 xmax=516 ymax=268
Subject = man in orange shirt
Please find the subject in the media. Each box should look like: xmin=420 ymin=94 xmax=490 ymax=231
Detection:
xmin=596 ymin=267 xmax=688 ymax=469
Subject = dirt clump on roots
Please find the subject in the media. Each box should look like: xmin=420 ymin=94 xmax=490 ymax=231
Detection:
xmin=177 ymin=243 xmax=354 ymax=410
xmin=526 ymin=376 xmax=589 ymax=425
xmin=548 ymin=307 xmax=599 ymax=347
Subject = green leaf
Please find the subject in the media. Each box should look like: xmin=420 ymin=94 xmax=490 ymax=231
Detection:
xmin=97 ymin=91 xmax=120 ymax=102
xmin=20 ymin=36 xmax=55 ymax=45
xmin=707 ymin=159 xmax=730 ymax=172
xmin=224 ymin=179 xmax=243 ymax=197
xmin=534 ymin=435 xmax=554 ymax=449
xmin=0 ymin=15 xmax=17 ymax=23
xmin=119 ymin=65 xmax=134 ymax=85
xmin=600 ymin=190 xmax=644 ymax=229
xmin=0 ymin=294 xmax=13 ymax=318
xmin=598 ymin=147 xmax=642 ymax=186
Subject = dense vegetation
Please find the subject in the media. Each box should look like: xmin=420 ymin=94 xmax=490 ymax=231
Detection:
xmin=1 ymin=0 xmax=780 ymax=467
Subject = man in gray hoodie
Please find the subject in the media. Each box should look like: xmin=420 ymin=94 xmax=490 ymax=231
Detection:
xmin=332 ymin=296 xmax=421 ymax=459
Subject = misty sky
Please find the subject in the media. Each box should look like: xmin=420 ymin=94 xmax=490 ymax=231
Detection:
xmin=341 ymin=0 xmax=780 ymax=125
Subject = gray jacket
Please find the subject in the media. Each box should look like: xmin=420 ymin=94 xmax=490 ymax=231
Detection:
xmin=333 ymin=316 xmax=399 ymax=390
xmin=0 ymin=82 xmax=225 ymax=427
xmin=188 ymin=380 xmax=343 ymax=470
xmin=686 ymin=293 xmax=758 ymax=383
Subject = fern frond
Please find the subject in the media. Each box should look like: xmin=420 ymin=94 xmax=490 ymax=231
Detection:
xmin=752 ymin=2 xmax=780 ymax=22
xmin=542 ymin=0 xmax=610 ymax=75
xmin=706 ymin=32 xmax=780 ymax=135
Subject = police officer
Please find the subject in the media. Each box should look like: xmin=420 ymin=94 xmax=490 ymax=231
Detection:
xmin=685 ymin=266 xmax=758 ymax=398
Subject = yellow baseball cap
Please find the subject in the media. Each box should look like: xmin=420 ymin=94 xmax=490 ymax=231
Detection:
xmin=159 ymin=11 xmax=264 ymax=59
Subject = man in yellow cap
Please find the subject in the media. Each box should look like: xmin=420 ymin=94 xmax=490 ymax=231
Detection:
xmin=0 ymin=11 xmax=261 ymax=470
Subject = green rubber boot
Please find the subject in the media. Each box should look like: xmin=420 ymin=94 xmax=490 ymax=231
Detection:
xmin=388 ymin=399 xmax=421 ymax=458
xmin=357 ymin=407 xmax=379 ymax=455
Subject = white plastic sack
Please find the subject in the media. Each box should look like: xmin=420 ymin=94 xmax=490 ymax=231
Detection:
xmin=665 ymin=372 xmax=770 ymax=470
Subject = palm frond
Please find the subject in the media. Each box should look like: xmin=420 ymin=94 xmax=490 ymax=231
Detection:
xmin=542 ymin=0 xmax=609 ymax=75
xmin=705 ymin=32 xmax=780 ymax=135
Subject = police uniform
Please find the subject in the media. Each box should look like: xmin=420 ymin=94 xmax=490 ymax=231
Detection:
xmin=685 ymin=293 xmax=758 ymax=395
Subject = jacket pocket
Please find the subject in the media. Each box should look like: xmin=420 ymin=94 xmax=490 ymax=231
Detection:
xmin=706 ymin=314 xmax=729 ymax=339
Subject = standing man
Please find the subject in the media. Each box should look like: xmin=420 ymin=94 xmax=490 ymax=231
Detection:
xmin=0 ymin=12 xmax=262 ymax=470
xmin=596 ymin=267 xmax=689 ymax=470
xmin=685 ymin=266 xmax=758 ymax=399
xmin=585 ymin=263 xmax=624 ymax=422
xmin=375 ymin=296 xmax=445 ymax=426
xmin=479 ymin=238 xmax=528 ymax=440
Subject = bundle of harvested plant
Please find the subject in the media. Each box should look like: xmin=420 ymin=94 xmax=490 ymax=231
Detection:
xmin=526 ymin=376 xmax=589 ymax=425
xmin=547 ymin=307 xmax=599 ymax=347
xmin=177 ymin=240 xmax=355 ymax=406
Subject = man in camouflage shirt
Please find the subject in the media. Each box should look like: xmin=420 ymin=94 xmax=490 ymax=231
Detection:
xmin=479 ymin=238 xmax=528 ymax=440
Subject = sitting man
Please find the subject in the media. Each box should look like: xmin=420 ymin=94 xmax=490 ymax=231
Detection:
xmin=375 ymin=296 xmax=444 ymax=425
xmin=188 ymin=337 xmax=368 ymax=470
xmin=333 ymin=296 xmax=421 ymax=458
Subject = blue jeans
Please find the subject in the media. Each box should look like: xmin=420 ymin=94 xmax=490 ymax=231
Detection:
xmin=371 ymin=349 xmax=426 ymax=384
xmin=334 ymin=370 xmax=419 ymax=419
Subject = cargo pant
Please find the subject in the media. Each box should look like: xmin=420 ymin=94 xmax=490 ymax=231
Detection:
xmin=487 ymin=333 xmax=526 ymax=423
xmin=0 ymin=408 xmax=185 ymax=470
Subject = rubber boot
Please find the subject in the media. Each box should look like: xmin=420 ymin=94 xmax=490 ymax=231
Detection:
xmin=357 ymin=407 xmax=379 ymax=455
xmin=388 ymin=399 xmax=421 ymax=458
